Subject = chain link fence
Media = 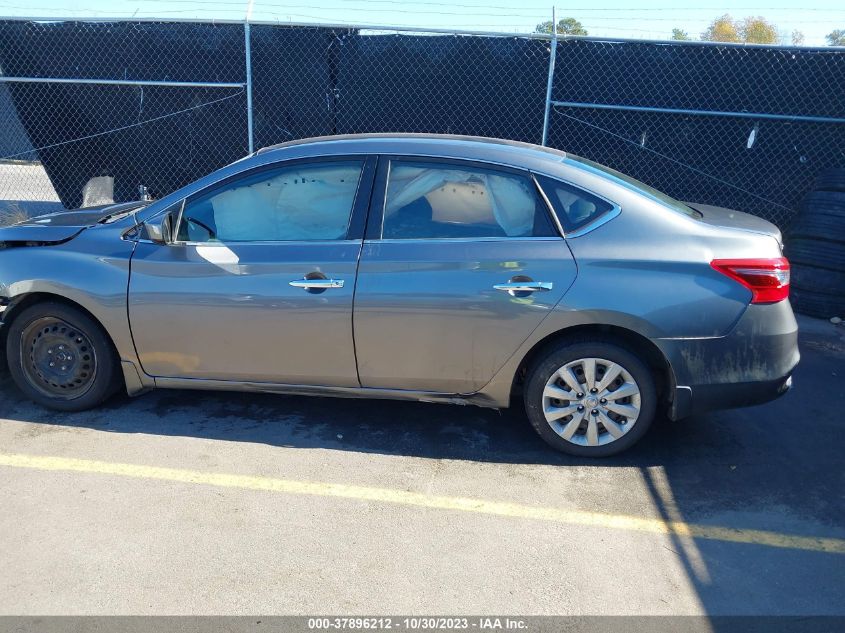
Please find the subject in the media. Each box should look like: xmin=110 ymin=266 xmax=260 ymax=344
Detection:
xmin=0 ymin=20 xmax=248 ymax=216
xmin=1 ymin=18 xmax=843 ymax=228
xmin=547 ymin=38 xmax=845 ymax=227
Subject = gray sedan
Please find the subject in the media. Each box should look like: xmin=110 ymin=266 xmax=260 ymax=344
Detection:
xmin=0 ymin=135 xmax=798 ymax=456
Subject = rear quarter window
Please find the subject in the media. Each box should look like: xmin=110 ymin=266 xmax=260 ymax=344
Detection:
xmin=565 ymin=155 xmax=701 ymax=221
xmin=535 ymin=175 xmax=615 ymax=233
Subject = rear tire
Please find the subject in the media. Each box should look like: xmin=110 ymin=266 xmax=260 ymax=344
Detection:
xmin=6 ymin=302 xmax=121 ymax=411
xmin=523 ymin=340 xmax=657 ymax=457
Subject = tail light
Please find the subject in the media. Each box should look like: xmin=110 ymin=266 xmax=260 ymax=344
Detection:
xmin=710 ymin=257 xmax=790 ymax=304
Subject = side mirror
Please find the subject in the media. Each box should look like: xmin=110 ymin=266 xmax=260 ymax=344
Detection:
xmin=142 ymin=206 xmax=179 ymax=245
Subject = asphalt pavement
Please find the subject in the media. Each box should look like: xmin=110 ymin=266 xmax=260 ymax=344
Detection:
xmin=0 ymin=315 xmax=843 ymax=615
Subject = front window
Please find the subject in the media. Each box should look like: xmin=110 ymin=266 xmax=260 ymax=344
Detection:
xmin=176 ymin=160 xmax=364 ymax=243
xmin=381 ymin=160 xmax=557 ymax=239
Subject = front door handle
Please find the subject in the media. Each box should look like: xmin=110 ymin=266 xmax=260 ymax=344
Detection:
xmin=289 ymin=278 xmax=344 ymax=290
xmin=493 ymin=281 xmax=553 ymax=293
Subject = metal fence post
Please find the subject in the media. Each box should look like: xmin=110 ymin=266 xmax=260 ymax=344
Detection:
xmin=244 ymin=0 xmax=255 ymax=154
xmin=540 ymin=7 xmax=557 ymax=147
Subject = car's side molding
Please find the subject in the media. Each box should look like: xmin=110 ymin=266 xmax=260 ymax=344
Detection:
xmin=151 ymin=376 xmax=502 ymax=409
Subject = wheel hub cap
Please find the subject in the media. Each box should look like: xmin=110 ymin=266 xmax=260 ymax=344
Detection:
xmin=542 ymin=357 xmax=641 ymax=447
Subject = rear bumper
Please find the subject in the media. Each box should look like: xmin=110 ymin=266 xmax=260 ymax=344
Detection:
xmin=670 ymin=375 xmax=793 ymax=420
xmin=656 ymin=300 xmax=799 ymax=420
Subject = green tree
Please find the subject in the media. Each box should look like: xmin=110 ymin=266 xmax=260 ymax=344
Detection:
xmin=535 ymin=17 xmax=588 ymax=37
xmin=671 ymin=28 xmax=691 ymax=41
xmin=739 ymin=16 xmax=778 ymax=44
xmin=827 ymin=29 xmax=845 ymax=46
xmin=791 ymin=30 xmax=805 ymax=46
xmin=701 ymin=14 xmax=740 ymax=42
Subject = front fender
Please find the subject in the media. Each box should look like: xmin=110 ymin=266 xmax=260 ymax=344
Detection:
xmin=0 ymin=225 xmax=143 ymax=378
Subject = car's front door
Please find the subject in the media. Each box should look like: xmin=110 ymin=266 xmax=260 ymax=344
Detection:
xmin=129 ymin=156 xmax=375 ymax=386
xmin=353 ymin=157 xmax=578 ymax=394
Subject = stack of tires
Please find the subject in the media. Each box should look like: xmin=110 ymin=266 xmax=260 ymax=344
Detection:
xmin=785 ymin=169 xmax=845 ymax=319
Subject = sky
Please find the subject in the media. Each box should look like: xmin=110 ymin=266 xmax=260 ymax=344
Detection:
xmin=0 ymin=0 xmax=843 ymax=46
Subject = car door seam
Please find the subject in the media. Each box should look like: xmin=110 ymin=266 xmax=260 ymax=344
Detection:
xmin=350 ymin=155 xmax=381 ymax=388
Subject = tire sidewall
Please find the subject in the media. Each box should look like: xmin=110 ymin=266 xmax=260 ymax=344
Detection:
xmin=790 ymin=288 xmax=845 ymax=319
xmin=6 ymin=302 xmax=119 ymax=412
xmin=524 ymin=341 xmax=657 ymax=457
xmin=785 ymin=239 xmax=845 ymax=272
xmin=813 ymin=170 xmax=845 ymax=194
xmin=791 ymin=264 xmax=845 ymax=296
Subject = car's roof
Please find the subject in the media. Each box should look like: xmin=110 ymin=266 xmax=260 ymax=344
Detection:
xmin=255 ymin=133 xmax=568 ymax=169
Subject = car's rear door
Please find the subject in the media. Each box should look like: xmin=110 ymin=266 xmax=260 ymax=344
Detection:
xmin=129 ymin=156 xmax=375 ymax=386
xmin=352 ymin=156 xmax=578 ymax=394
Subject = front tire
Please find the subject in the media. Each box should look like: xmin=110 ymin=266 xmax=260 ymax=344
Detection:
xmin=6 ymin=302 xmax=121 ymax=412
xmin=524 ymin=340 xmax=657 ymax=457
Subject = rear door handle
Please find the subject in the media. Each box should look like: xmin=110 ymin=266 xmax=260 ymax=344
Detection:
xmin=289 ymin=278 xmax=345 ymax=289
xmin=493 ymin=281 xmax=553 ymax=293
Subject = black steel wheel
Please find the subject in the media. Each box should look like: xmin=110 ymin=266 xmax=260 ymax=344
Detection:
xmin=6 ymin=302 xmax=121 ymax=411
xmin=20 ymin=317 xmax=98 ymax=399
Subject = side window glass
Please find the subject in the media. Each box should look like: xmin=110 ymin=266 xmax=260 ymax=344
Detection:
xmin=536 ymin=175 xmax=615 ymax=233
xmin=382 ymin=161 xmax=556 ymax=239
xmin=176 ymin=161 xmax=363 ymax=243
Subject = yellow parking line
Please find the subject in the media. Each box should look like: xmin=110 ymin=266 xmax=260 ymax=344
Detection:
xmin=1 ymin=452 xmax=842 ymax=555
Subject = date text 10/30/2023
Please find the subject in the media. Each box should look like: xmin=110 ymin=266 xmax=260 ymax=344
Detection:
xmin=307 ymin=617 xmax=528 ymax=630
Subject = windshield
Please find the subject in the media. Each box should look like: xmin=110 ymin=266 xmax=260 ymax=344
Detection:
xmin=567 ymin=155 xmax=702 ymax=220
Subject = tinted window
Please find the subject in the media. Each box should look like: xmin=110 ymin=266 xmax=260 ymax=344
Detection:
xmin=537 ymin=176 xmax=615 ymax=232
xmin=382 ymin=161 xmax=556 ymax=239
xmin=176 ymin=161 xmax=363 ymax=242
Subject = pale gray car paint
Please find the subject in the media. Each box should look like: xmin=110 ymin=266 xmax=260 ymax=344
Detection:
xmin=0 ymin=218 xmax=145 ymax=392
xmin=0 ymin=135 xmax=798 ymax=415
xmin=129 ymin=239 xmax=362 ymax=385
xmin=354 ymin=237 xmax=577 ymax=393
